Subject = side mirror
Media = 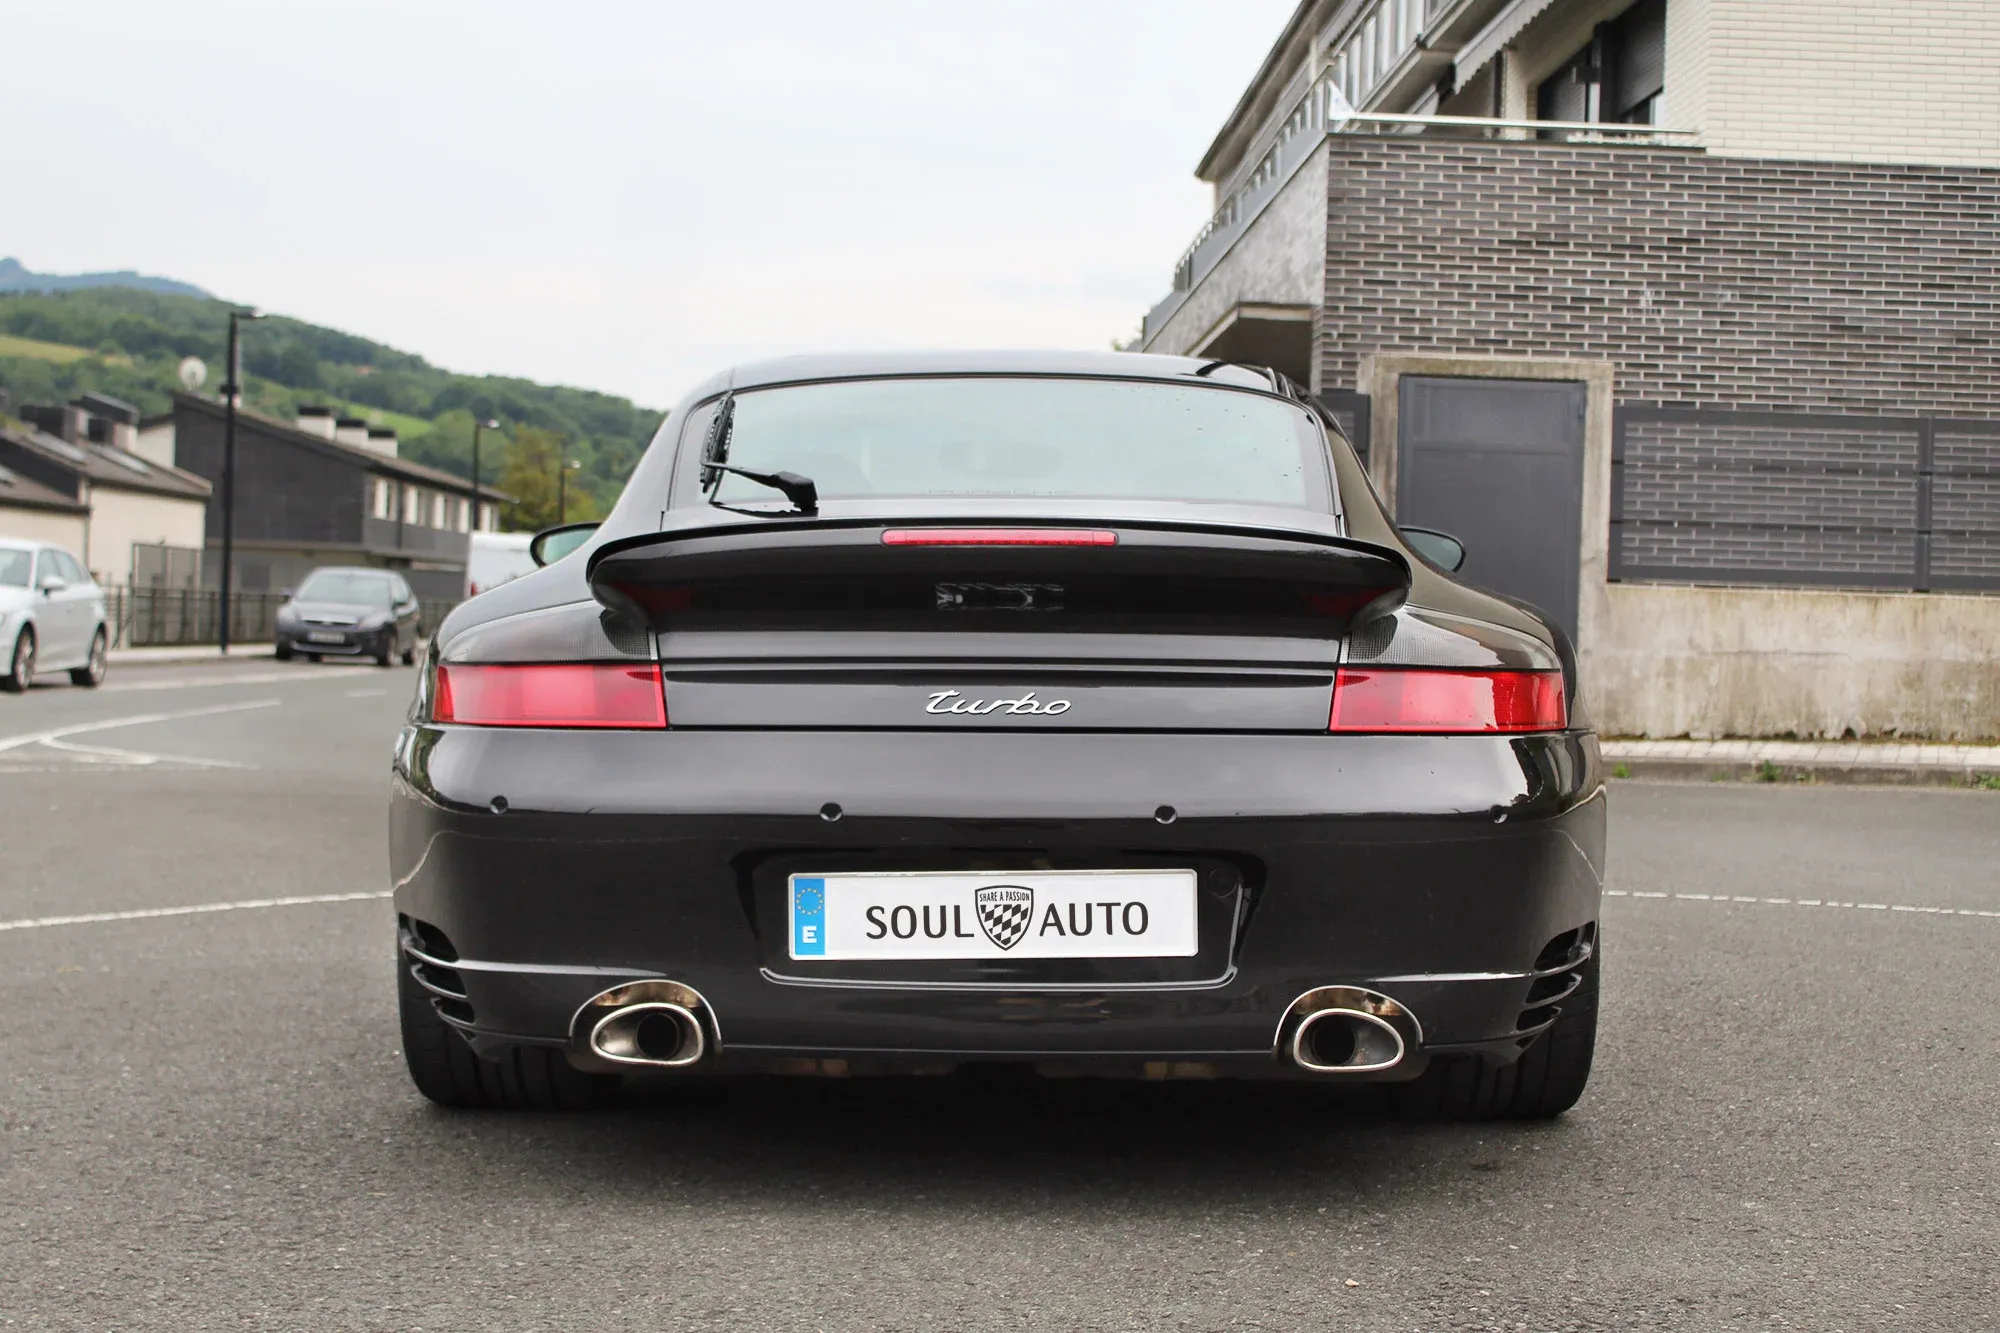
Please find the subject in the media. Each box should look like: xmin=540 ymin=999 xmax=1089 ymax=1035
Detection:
xmin=529 ymin=522 xmax=599 ymax=567
xmin=1400 ymin=526 xmax=1467 ymax=573
xmin=38 ymin=576 xmax=68 ymax=597
xmin=279 ymin=587 xmax=295 ymax=599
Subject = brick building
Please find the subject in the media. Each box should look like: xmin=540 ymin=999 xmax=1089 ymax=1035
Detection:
xmin=1139 ymin=0 xmax=2000 ymax=739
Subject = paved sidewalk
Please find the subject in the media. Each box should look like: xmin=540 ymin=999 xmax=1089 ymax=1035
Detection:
xmin=1604 ymin=736 xmax=2000 ymax=785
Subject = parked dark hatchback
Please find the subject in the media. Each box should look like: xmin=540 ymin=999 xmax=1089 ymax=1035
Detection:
xmin=391 ymin=352 xmax=1605 ymax=1118
xmin=276 ymin=567 xmax=420 ymax=666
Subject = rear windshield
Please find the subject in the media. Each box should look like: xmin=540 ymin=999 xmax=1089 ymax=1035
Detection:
xmin=703 ymin=377 xmax=1323 ymax=509
xmin=0 ymin=550 xmax=29 ymax=588
xmin=297 ymin=571 xmax=396 ymax=606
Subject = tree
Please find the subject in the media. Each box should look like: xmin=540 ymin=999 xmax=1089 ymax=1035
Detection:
xmin=496 ymin=425 xmax=599 ymax=530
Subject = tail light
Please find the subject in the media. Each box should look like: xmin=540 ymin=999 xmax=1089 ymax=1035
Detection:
xmin=1329 ymin=668 xmax=1566 ymax=734
xmin=435 ymin=663 xmax=667 ymax=729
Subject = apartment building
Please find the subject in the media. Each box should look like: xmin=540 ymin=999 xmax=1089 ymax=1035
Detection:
xmin=169 ymin=394 xmax=508 ymax=601
xmin=1141 ymin=0 xmax=2000 ymax=739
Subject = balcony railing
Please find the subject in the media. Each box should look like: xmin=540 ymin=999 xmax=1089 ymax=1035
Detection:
xmin=1143 ymin=66 xmax=1698 ymax=343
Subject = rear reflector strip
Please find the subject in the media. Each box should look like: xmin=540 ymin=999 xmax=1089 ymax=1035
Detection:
xmin=1329 ymin=668 xmax=1566 ymax=734
xmin=435 ymin=663 xmax=667 ymax=729
xmin=881 ymin=528 xmax=1117 ymax=547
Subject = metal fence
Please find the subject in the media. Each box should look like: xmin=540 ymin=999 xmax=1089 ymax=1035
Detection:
xmin=1611 ymin=407 xmax=2000 ymax=592
xmin=102 ymin=587 xmax=461 ymax=649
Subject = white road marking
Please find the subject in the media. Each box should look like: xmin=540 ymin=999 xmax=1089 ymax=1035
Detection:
xmin=0 ymin=698 xmax=279 ymax=770
xmin=345 ymin=688 xmax=388 ymax=698
xmin=0 ymin=698 xmax=280 ymax=752
xmin=0 ymin=890 xmax=392 ymax=934
xmin=1606 ymin=888 xmax=2000 ymax=919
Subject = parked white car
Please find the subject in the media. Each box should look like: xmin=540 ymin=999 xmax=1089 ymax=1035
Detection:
xmin=0 ymin=538 xmax=110 ymax=692
xmin=465 ymin=530 xmax=537 ymax=598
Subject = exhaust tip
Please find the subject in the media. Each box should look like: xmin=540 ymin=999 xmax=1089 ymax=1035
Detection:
xmin=587 ymin=1001 xmax=706 ymax=1069
xmin=1289 ymin=1008 xmax=1405 ymax=1074
xmin=1277 ymin=985 xmax=1420 ymax=1076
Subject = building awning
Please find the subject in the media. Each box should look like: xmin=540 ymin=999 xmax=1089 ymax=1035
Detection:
xmin=1454 ymin=0 xmax=1559 ymax=88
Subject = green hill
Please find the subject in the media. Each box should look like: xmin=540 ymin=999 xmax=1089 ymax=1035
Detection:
xmin=0 ymin=286 xmax=663 ymax=521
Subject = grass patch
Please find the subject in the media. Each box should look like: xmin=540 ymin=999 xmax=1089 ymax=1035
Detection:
xmin=1974 ymin=773 xmax=2000 ymax=791
xmin=1755 ymin=760 xmax=1783 ymax=783
xmin=1611 ymin=762 xmax=1631 ymax=779
xmin=0 ymin=332 xmax=97 ymax=363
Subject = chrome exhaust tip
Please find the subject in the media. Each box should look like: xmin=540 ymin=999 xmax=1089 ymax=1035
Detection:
xmin=1277 ymin=986 xmax=1421 ymax=1076
xmin=570 ymin=980 xmax=716 ymax=1072
xmin=1289 ymin=1007 xmax=1405 ymax=1074
xmin=588 ymin=1001 xmax=706 ymax=1068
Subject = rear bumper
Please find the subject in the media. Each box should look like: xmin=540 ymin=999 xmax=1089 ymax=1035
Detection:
xmin=390 ymin=727 xmax=1605 ymax=1073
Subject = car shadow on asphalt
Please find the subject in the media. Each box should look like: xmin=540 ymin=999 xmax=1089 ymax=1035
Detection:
xmin=427 ymin=1071 xmax=1566 ymax=1207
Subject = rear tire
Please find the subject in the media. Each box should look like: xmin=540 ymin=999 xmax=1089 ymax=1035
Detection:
xmin=275 ymin=641 xmax=294 ymax=661
xmin=2 ymin=627 xmax=34 ymax=693
xmin=401 ymin=640 xmax=417 ymax=666
xmin=375 ymin=635 xmax=394 ymax=667
xmin=1390 ymin=947 xmax=1598 ymax=1122
xmin=397 ymin=953 xmax=618 ymax=1111
xmin=70 ymin=628 xmax=108 ymax=687
xmin=302 ymin=652 xmax=320 ymax=663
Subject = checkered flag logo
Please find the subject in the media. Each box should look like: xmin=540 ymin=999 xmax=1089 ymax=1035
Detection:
xmin=974 ymin=885 xmax=1034 ymax=951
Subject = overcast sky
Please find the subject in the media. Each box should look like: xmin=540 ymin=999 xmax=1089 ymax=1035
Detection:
xmin=5 ymin=1 xmax=1295 ymax=408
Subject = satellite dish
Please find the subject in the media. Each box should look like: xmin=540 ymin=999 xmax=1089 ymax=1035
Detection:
xmin=177 ymin=356 xmax=207 ymax=391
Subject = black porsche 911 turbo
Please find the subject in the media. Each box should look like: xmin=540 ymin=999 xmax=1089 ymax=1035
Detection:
xmin=391 ymin=351 xmax=1604 ymax=1119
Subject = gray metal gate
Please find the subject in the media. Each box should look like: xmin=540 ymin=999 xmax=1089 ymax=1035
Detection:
xmin=1396 ymin=376 xmax=1587 ymax=639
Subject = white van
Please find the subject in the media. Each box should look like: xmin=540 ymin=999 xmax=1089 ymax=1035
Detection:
xmin=465 ymin=531 xmax=537 ymax=598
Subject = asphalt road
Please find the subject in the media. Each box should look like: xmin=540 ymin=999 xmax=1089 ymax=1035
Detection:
xmin=1 ymin=660 xmax=1996 ymax=1332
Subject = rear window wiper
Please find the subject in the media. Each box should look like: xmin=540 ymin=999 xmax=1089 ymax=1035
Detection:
xmin=708 ymin=464 xmax=818 ymax=516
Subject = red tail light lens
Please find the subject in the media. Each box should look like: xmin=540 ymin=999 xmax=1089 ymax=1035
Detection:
xmin=882 ymin=528 xmax=1118 ymax=546
xmin=1329 ymin=668 xmax=1566 ymax=734
xmin=435 ymin=663 xmax=667 ymax=729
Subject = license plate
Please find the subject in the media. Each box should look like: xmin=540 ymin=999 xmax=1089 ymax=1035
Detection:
xmin=305 ymin=631 xmax=346 ymax=644
xmin=787 ymin=869 xmax=1198 ymax=961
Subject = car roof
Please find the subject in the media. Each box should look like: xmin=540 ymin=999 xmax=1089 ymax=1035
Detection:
xmin=689 ymin=350 xmax=1286 ymax=400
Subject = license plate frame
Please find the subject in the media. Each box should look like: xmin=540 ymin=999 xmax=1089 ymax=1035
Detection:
xmin=304 ymin=631 xmax=347 ymax=645
xmin=787 ymin=868 xmax=1199 ymax=962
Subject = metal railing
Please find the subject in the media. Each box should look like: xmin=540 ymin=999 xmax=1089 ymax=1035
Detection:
xmin=101 ymin=587 xmax=463 ymax=648
xmin=1611 ymin=407 xmax=2000 ymax=593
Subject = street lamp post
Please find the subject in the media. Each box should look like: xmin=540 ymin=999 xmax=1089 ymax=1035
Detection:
xmin=469 ymin=417 xmax=499 ymax=533
xmin=557 ymin=458 xmax=581 ymax=525
xmin=217 ymin=308 xmax=263 ymax=655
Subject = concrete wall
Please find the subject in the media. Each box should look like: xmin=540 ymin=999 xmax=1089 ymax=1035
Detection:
xmin=1144 ymin=142 xmax=1329 ymax=368
xmin=1589 ymin=583 xmax=2000 ymax=740
xmin=0 ymin=505 xmax=88 ymax=554
xmin=84 ymin=488 xmax=208 ymax=586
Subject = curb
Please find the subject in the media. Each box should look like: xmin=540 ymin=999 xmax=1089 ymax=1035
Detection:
xmin=1606 ymin=757 xmax=2000 ymax=789
xmin=106 ymin=647 xmax=279 ymax=667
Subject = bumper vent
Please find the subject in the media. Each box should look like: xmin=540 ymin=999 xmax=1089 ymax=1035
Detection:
xmin=1515 ymin=922 xmax=1596 ymax=1037
xmin=399 ymin=915 xmax=475 ymax=1029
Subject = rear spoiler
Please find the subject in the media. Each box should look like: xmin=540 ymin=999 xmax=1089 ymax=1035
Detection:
xmin=587 ymin=518 xmax=1411 ymax=638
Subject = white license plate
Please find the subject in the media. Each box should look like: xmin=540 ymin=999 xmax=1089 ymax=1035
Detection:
xmin=305 ymin=631 xmax=346 ymax=644
xmin=787 ymin=869 xmax=1198 ymax=961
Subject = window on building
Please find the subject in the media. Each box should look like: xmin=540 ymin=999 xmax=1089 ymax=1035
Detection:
xmin=455 ymin=497 xmax=471 ymax=533
xmin=1536 ymin=0 xmax=1665 ymax=125
xmin=478 ymin=502 xmax=496 ymax=533
xmin=431 ymin=493 xmax=446 ymax=529
xmin=404 ymin=485 xmax=423 ymax=525
xmin=370 ymin=478 xmax=393 ymax=520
